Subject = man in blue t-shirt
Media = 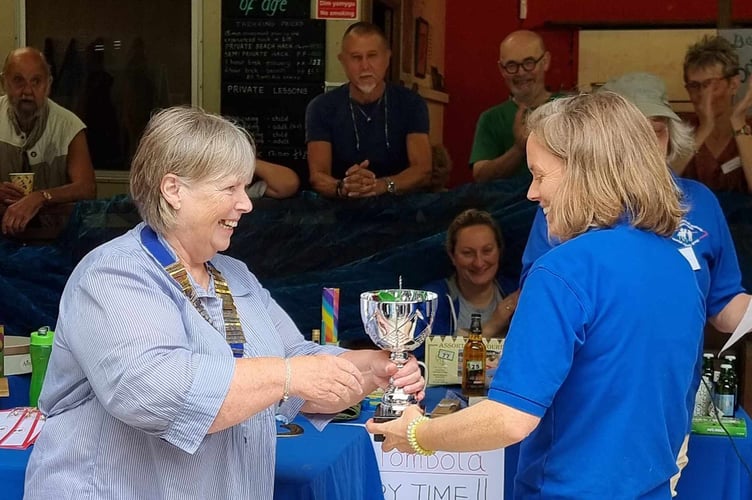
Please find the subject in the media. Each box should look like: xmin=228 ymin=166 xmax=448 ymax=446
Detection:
xmin=305 ymin=22 xmax=431 ymax=199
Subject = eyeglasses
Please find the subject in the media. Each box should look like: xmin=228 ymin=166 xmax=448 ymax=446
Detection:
xmin=683 ymin=76 xmax=730 ymax=93
xmin=498 ymin=53 xmax=545 ymax=74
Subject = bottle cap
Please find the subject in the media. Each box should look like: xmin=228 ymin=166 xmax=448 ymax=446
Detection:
xmin=30 ymin=326 xmax=55 ymax=346
xmin=720 ymin=363 xmax=732 ymax=370
xmin=702 ymin=353 xmax=714 ymax=358
xmin=723 ymin=355 xmax=736 ymax=361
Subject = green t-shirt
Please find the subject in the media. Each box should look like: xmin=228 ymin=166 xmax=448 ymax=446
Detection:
xmin=469 ymin=93 xmax=565 ymax=180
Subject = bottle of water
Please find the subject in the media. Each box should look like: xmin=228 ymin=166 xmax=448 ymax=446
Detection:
xmin=29 ymin=326 xmax=55 ymax=408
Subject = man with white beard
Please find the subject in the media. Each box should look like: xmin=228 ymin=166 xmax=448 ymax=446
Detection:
xmin=471 ymin=30 xmax=563 ymax=183
xmin=306 ymin=22 xmax=431 ymax=198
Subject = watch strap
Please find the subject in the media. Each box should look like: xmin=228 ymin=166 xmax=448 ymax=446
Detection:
xmin=734 ymin=124 xmax=752 ymax=137
xmin=385 ymin=177 xmax=396 ymax=194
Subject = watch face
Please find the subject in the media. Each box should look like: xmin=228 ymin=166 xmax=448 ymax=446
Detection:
xmin=387 ymin=181 xmax=396 ymax=193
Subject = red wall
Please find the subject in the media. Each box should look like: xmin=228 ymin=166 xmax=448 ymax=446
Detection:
xmin=443 ymin=0 xmax=752 ymax=187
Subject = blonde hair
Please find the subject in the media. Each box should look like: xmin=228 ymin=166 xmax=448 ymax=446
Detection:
xmin=526 ymin=93 xmax=684 ymax=241
xmin=130 ymin=106 xmax=256 ymax=234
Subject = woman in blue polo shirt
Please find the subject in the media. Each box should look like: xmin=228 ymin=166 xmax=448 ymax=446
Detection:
xmin=368 ymin=93 xmax=707 ymax=499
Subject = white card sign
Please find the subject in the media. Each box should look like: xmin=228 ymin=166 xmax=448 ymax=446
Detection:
xmin=371 ymin=438 xmax=505 ymax=500
xmin=719 ymin=29 xmax=752 ymax=109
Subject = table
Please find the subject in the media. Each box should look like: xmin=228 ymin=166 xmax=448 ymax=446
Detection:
xmin=675 ymin=408 xmax=752 ymax=500
xmin=419 ymin=387 xmax=752 ymax=500
xmin=0 ymin=375 xmax=384 ymax=500
xmin=3 ymin=377 xmax=750 ymax=500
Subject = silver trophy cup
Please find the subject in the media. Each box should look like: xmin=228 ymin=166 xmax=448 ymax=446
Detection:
xmin=360 ymin=289 xmax=437 ymax=431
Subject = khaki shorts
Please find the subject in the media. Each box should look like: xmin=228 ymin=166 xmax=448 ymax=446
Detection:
xmin=670 ymin=434 xmax=690 ymax=497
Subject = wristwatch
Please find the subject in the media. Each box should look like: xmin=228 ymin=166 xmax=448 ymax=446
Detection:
xmin=41 ymin=190 xmax=52 ymax=204
xmin=385 ymin=177 xmax=397 ymax=195
xmin=734 ymin=124 xmax=752 ymax=137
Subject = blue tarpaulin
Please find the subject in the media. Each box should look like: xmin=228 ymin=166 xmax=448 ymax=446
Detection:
xmin=1 ymin=179 xmax=750 ymax=345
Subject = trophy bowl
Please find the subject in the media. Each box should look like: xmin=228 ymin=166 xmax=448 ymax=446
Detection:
xmin=360 ymin=289 xmax=437 ymax=435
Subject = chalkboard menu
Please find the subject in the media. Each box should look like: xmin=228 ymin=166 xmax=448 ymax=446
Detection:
xmin=223 ymin=19 xmax=325 ymax=83
xmin=221 ymin=1 xmax=325 ymax=189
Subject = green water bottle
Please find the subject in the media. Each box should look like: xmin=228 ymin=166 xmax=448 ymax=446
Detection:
xmin=29 ymin=326 xmax=55 ymax=407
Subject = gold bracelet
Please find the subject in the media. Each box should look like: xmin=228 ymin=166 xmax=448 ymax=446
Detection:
xmin=407 ymin=415 xmax=434 ymax=456
xmin=734 ymin=124 xmax=752 ymax=137
xmin=282 ymin=358 xmax=291 ymax=402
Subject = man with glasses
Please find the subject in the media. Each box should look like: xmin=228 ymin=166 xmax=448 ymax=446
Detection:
xmin=679 ymin=35 xmax=752 ymax=193
xmin=0 ymin=47 xmax=96 ymax=237
xmin=470 ymin=30 xmax=563 ymax=183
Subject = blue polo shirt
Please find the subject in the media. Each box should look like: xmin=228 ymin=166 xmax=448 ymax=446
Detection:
xmin=492 ymin=224 xmax=705 ymax=498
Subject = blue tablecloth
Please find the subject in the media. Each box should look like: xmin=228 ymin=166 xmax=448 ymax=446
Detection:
xmin=4 ymin=376 xmax=750 ymax=500
xmin=416 ymin=386 xmax=751 ymax=500
xmin=0 ymin=375 xmax=384 ymax=500
xmin=676 ymin=408 xmax=752 ymax=500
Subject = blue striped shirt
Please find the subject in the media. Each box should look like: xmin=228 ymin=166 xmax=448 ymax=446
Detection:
xmin=24 ymin=223 xmax=343 ymax=499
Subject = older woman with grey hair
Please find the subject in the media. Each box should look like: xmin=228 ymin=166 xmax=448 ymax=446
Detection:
xmin=24 ymin=107 xmax=424 ymax=499
xmin=368 ymin=93 xmax=706 ymax=499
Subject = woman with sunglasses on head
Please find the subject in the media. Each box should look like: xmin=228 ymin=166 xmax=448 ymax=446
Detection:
xmin=679 ymin=35 xmax=752 ymax=193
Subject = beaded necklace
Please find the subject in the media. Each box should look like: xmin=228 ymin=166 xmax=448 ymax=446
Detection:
xmin=348 ymin=86 xmax=391 ymax=152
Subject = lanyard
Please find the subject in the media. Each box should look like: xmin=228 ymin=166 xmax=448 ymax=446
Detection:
xmin=140 ymin=225 xmax=246 ymax=358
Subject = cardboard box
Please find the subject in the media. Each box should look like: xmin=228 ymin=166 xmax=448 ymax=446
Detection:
xmin=3 ymin=336 xmax=31 ymax=376
xmin=425 ymin=335 xmax=504 ymax=386
xmin=691 ymin=416 xmax=747 ymax=437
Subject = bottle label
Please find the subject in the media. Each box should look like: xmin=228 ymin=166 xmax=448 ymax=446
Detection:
xmin=717 ymin=394 xmax=734 ymax=417
xmin=465 ymin=361 xmax=485 ymax=386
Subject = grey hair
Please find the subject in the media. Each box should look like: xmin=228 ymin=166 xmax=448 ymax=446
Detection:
xmin=667 ymin=118 xmax=695 ymax=166
xmin=130 ymin=106 xmax=256 ymax=234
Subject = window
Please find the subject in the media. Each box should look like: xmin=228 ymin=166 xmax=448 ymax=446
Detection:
xmin=22 ymin=0 xmax=197 ymax=170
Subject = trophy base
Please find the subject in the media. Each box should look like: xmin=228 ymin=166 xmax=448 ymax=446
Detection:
xmin=372 ymin=403 xmax=405 ymax=442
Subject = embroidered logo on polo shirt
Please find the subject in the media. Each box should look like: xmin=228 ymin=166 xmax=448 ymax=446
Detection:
xmin=672 ymin=220 xmax=708 ymax=248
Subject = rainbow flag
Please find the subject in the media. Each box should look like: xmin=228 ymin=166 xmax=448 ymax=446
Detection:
xmin=321 ymin=288 xmax=340 ymax=345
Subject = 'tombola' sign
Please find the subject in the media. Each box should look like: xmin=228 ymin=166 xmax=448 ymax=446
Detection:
xmin=371 ymin=441 xmax=505 ymax=500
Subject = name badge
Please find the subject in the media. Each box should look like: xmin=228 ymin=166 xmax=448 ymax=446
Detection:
xmin=720 ymin=156 xmax=741 ymax=174
xmin=679 ymin=246 xmax=701 ymax=271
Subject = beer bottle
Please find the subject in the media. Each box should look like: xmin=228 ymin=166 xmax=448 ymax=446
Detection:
xmin=722 ymin=355 xmax=738 ymax=411
xmin=462 ymin=313 xmax=486 ymax=397
xmin=715 ymin=363 xmax=735 ymax=417
xmin=702 ymin=352 xmax=714 ymax=379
